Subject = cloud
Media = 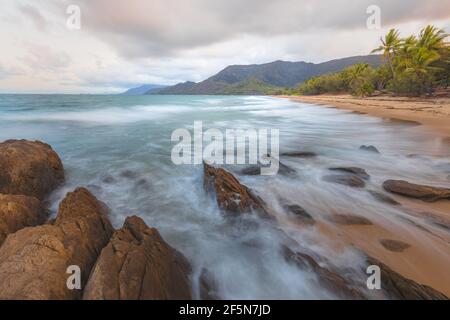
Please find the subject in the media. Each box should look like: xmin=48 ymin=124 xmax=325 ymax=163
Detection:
xmin=19 ymin=4 xmax=48 ymax=31
xmin=66 ymin=0 xmax=450 ymax=58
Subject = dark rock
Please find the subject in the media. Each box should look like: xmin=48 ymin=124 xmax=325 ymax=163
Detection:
xmin=240 ymin=161 xmax=296 ymax=176
xmin=204 ymin=163 xmax=269 ymax=217
xmin=383 ymin=180 xmax=450 ymax=202
xmin=83 ymin=216 xmax=193 ymax=300
xmin=0 ymin=194 xmax=47 ymax=245
xmin=283 ymin=246 xmax=365 ymax=299
xmin=359 ymin=145 xmax=380 ymax=154
xmin=283 ymin=204 xmax=315 ymax=225
xmin=329 ymin=167 xmax=370 ymax=180
xmin=281 ymin=152 xmax=317 ymax=158
xmin=0 ymin=188 xmax=113 ymax=299
xmin=323 ymin=174 xmax=366 ymax=188
xmin=366 ymin=257 xmax=448 ymax=300
xmin=327 ymin=214 xmax=373 ymax=226
xmin=0 ymin=140 xmax=64 ymax=200
xmin=101 ymin=175 xmax=116 ymax=184
xmin=368 ymin=190 xmax=401 ymax=206
xmin=379 ymin=239 xmax=411 ymax=252
xmin=119 ymin=170 xmax=139 ymax=179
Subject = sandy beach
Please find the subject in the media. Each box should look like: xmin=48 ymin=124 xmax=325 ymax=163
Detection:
xmin=281 ymin=94 xmax=450 ymax=137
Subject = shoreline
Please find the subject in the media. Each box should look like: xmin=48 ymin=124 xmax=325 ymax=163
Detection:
xmin=278 ymin=94 xmax=450 ymax=137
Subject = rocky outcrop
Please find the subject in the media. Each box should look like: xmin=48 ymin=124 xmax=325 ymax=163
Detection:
xmin=0 ymin=194 xmax=47 ymax=245
xmin=383 ymin=180 xmax=450 ymax=202
xmin=204 ymin=163 xmax=269 ymax=217
xmin=323 ymin=174 xmax=366 ymax=188
xmin=329 ymin=167 xmax=370 ymax=180
xmin=283 ymin=246 xmax=365 ymax=299
xmin=83 ymin=216 xmax=193 ymax=300
xmin=0 ymin=188 xmax=113 ymax=300
xmin=366 ymin=257 xmax=448 ymax=300
xmin=0 ymin=140 xmax=64 ymax=200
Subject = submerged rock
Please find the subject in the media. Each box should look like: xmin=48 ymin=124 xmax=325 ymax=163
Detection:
xmin=281 ymin=151 xmax=317 ymax=158
xmin=0 ymin=140 xmax=64 ymax=200
xmin=323 ymin=174 xmax=366 ymax=188
xmin=283 ymin=204 xmax=315 ymax=226
xmin=0 ymin=194 xmax=47 ymax=245
xmin=0 ymin=188 xmax=113 ymax=300
xmin=240 ymin=161 xmax=296 ymax=176
xmin=379 ymin=239 xmax=411 ymax=252
xmin=329 ymin=167 xmax=370 ymax=180
xmin=383 ymin=180 xmax=450 ymax=202
xmin=368 ymin=190 xmax=401 ymax=206
xmin=204 ymin=163 xmax=269 ymax=217
xmin=327 ymin=214 xmax=373 ymax=226
xmin=283 ymin=246 xmax=365 ymax=299
xmin=366 ymin=257 xmax=448 ymax=300
xmin=359 ymin=145 xmax=380 ymax=154
xmin=83 ymin=216 xmax=193 ymax=300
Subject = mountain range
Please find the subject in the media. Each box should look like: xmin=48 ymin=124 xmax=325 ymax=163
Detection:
xmin=122 ymin=55 xmax=382 ymax=95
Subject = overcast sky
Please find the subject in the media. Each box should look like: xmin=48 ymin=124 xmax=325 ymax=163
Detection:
xmin=0 ymin=0 xmax=449 ymax=93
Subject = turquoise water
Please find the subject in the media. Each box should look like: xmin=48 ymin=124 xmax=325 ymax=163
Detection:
xmin=1 ymin=94 xmax=449 ymax=299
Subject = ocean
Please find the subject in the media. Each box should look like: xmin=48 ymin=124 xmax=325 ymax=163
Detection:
xmin=1 ymin=94 xmax=449 ymax=299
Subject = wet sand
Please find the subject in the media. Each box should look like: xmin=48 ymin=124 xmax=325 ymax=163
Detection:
xmin=280 ymin=94 xmax=450 ymax=137
xmin=277 ymin=94 xmax=450 ymax=297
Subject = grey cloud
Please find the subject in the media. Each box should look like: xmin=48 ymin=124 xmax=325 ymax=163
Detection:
xmin=53 ymin=0 xmax=450 ymax=59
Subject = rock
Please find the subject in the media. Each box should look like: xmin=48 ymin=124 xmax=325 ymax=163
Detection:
xmin=368 ymin=190 xmax=401 ymax=206
xmin=283 ymin=204 xmax=315 ymax=225
xmin=383 ymin=180 xmax=450 ymax=202
xmin=366 ymin=257 xmax=448 ymax=300
xmin=329 ymin=167 xmax=370 ymax=180
xmin=83 ymin=216 xmax=192 ymax=300
xmin=327 ymin=214 xmax=373 ymax=226
xmin=283 ymin=246 xmax=365 ymax=299
xmin=101 ymin=175 xmax=116 ymax=184
xmin=323 ymin=174 xmax=366 ymax=188
xmin=0 ymin=140 xmax=64 ymax=200
xmin=0 ymin=188 xmax=113 ymax=299
xmin=240 ymin=161 xmax=295 ymax=176
xmin=379 ymin=239 xmax=411 ymax=252
xmin=119 ymin=170 xmax=139 ymax=179
xmin=359 ymin=145 xmax=380 ymax=153
xmin=281 ymin=152 xmax=317 ymax=158
xmin=204 ymin=163 xmax=269 ymax=217
xmin=0 ymin=194 xmax=47 ymax=245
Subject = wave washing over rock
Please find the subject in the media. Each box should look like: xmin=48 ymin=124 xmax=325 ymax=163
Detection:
xmin=0 ymin=95 xmax=449 ymax=300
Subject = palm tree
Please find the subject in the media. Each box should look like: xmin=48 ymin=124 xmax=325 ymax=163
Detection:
xmin=372 ymin=29 xmax=402 ymax=80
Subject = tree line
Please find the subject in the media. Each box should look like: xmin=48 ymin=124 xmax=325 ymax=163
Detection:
xmin=295 ymin=26 xmax=449 ymax=97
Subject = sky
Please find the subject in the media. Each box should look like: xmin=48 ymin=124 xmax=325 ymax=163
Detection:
xmin=0 ymin=0 xmax=449 ymax=93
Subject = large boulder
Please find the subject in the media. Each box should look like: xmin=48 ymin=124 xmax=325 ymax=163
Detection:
xmin=0 ymin=188 xmax=113 ymax=300
xmin=204 ymin=163 xmax=269 ymax=217
xmin=383 ymin=180 xmax=450 ymax=202
xmin=83 ymin=216 xmax=193 ymax=300
xmin=0 ymin=140 xmax=64 ymax=200
xmin=0 ymin=194 xmax=47 ymax=245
